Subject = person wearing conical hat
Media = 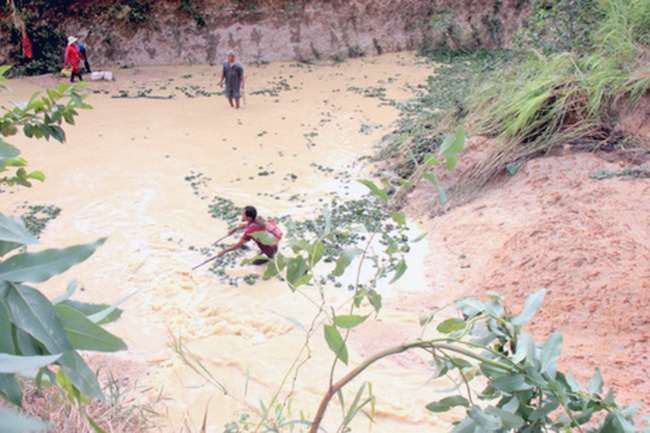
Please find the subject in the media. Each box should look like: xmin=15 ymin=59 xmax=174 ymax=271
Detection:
xmin=64 ymin=36 xmax=86 ymax=83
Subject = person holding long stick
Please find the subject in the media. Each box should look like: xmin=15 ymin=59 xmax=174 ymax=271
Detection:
xmin=216 ymin=205 xmax=278 ymax=265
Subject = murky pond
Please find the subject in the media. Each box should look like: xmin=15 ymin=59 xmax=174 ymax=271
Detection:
xmin=1 ymin=52 xmax=457 ymax=432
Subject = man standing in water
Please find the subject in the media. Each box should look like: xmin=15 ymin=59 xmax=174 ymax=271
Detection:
xmin=219 ymin=50 xmax=244 ymax=109
xmin=216 ymin=206 xmax=278 ymax=264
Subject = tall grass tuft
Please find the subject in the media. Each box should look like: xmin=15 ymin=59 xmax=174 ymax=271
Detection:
xmin=2 ymin=373 xmax=162 ymax=432
xmin=465 ymin=0 xmax=650 ymax=189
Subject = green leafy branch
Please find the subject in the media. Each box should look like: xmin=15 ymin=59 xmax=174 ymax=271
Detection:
xmin=307 ymin=289 xmax=646 ymax=432
xmin=0 ymin=65 xmax=92 ymax=188
xmin=0 ymin=213 xmax=130 ymax=431
xmin=0 ymin=64 xmax=127 ymax=432
xmin=362 ymin=126 xmax=466 ymax=208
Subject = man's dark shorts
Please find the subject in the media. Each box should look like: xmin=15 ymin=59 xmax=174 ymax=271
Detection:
xmin=225 ymin=88 xmax=241 ymax=99
xmin=252 ymin=245 xmax=278 ymax=265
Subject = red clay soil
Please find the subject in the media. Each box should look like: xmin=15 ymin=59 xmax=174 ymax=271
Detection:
xmin=401 ymin=145 xmax=650 ymax=417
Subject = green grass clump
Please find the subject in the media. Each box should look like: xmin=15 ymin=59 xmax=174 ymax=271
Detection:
xmin=466 ymin=0 xmax=650 ymax=188
xmin=376 ymin=0 xmax=649 ymax=199
xmin=376 ymin=49 xmax=518 ymax=179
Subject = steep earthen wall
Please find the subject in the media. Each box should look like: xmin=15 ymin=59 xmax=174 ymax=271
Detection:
xmin=1 ymin=0 xmax=529 ymax=67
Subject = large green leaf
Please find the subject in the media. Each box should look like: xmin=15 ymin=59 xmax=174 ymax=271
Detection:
xmin=0 ymin=142 xmax=20 ymax=166
xmin=540 ymin=331 xmax=563 ymax=378
xmin=0 ymin=300 xmax=14 ymax=354
xmin=55 ymin=304 xmax=126 ymax=352
xmin=456 ymin=297 xmax=485 ymax=318
xmin=440 ymin=126 xmax=466 ymax=158
xmin=0 ymin=406 xmax=50 ymax=432
xmin=485 ymin=406 xmax=525 ymax=430
xmin=333 ymin=315 xmax=368 ymax=329
xmin=250 ymin=231 xmax=276 ymax=246
xmin=324 ymin=325 xmax=348 ymax=365
xmin=450 ymin=417 xmax=475 ymax=433
xmin=309 ymin=240 xmax=323 ymax=268
xmin=358 ymin=179 xmax=389 ymax=203
xmin=422 ymin=172 xmax=447 ymax=205
xmin=62 ymin=297 xmax=127 ymax=326
xmin=512 ymin=331 xmax=536 ymax=366
xmin=366 ymin=289 xmax=382 ymax=313
xmin=445 ymin=155 xmax=458 ymax=171
xmin=588 ymin=368 xmax=604 ymax=396
xmin=0 ymin=353 xmax=62 ymax=374
xmin=0 ymin=374 xmax=22 ymax=406
xmin=0 ymin=238 xmax=106 ymax=283
xmin=490 ymin=374 xmax=534 ymax=392
xmin=262 ymin=256 xmax=284 ymax=280
xmin=512 ymin=289 xmax=546 ymax=326
xmin=426 ymin=395 xmax=470 ymax=412
xmin=14 ymin=328 xmax=40 ymax=356
xmin=437 ymin=318 xmax=467 ymax=334
xmin=51 ymin=280 xmax=78 ymax=305
xmin=389 ymin=258 xmax=407 ymax=284
xmin=0 ymin=241 xmax=21 ymax=259
xmin=7 ymin=285 xmax=71 ymax=353
xmin=600 ymin=412 xmax=637 ymax=433
xmin=530 ymin=397 xmax=560 ymax=421
xmin=0 ymin=214 xmax=37 ymax=246
xmin=389 ymin=211 xmax=406 ymax=227
xmin=57 ymin=351 xmax=104 ymax=401
xmin=86 ymin=292 xmax=133 ymax=325
xmin=333 ymin=247 xmax=363 ymax=277
xmin=468 ymin=405 xmax=501 ymax=430
xmin=286 ymin=256 xmax=307 ymax=286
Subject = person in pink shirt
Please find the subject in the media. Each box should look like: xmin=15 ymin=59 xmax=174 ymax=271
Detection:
xmin=216 ymin=206 xmax=278 ymax=264
xmin=64 ymin=36 xmax=85 ymax=83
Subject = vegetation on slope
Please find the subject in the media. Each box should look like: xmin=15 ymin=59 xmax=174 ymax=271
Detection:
xmin=379 ymin=0 xmax=649 ymax=202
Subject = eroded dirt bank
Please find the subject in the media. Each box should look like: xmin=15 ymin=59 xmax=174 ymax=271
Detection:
xmin=403 ymin=143 xmax=650 ymax=416
xmin=1 ymin=0 xmax=528 ymax=67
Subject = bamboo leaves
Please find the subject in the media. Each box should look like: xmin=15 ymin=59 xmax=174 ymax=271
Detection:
xmin=0 ymin=407 xmax=49 ymax=432
xmin=56 ymin=304 xmax=127 ymax=352
xmin=0 ymin=239 xmax=105 ymax=283
xmin=0 ymin=213 xmax=37 ymax=250
xmin=0 ymin=211 xmax=126 ymax=421
xmin=0 ymin=353 xmax=62 ymax=375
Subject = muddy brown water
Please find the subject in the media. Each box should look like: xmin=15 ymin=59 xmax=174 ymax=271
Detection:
xmin=1 ymin=53 xmax=461 ymax=431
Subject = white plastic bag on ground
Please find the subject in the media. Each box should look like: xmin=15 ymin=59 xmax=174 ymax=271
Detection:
xmin=91 ymin=71 xmax=113 ymax=81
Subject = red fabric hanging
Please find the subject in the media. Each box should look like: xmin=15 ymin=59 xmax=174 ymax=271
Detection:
xmin=21 ymin=29 xmax=33 ymax=59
